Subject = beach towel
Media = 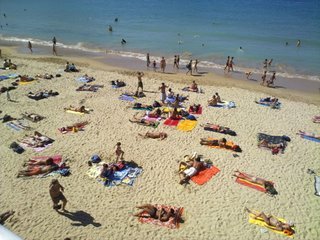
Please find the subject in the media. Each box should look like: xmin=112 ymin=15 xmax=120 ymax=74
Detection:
xmin=188 ymin=106 xmax=202 ymax=115
xmin=119 ymin=94 xmax=135 ymax=102
xmin=256 ymin=99 xmax=281 ymax=109
xmin=248 ymin=210 xmax=295 ymax=238
xmin=87 ymin=162 xmax=143 ymax=187
xmin=191 ymin=166 xmax=220 ymax=185
xmin=138 ymin=205 xmax=183 ymax=229
xmin=209 ymin=101 xmax=236 ymax=109
xmin=164 ymin=117 xmax=181 ymax=127
xmin=76 ymin=76 xmax=94 ymax=83
xmin=177 ymin=120 xmax=197 ymax=132
xmin=235 ymin=172 xmax=273 ymax=192
xmin=0 ymin=75 xmax=9 ymax=80
xmin=314 ymin=176 xmax=320 ymax=197
xmin=0 ymin=73 xmax=19 ymax=81
xmin=6 ymin=122 xmax=23 ymax=131
xmin=18 ymin=133 xmax=54 ymax=152
xmin=18 ymin=80 xmax=35 ymax=85
xmin=6 ymin=121 xmax=30 ymax=131
xmin=300 ymin=135 xmax=320 ymax=143
xmin=258 ymin=133 xmax=289 ymax=153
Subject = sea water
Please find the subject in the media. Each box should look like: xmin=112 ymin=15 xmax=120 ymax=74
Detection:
xmin=0 ymin=0 xmax=319 ymax=81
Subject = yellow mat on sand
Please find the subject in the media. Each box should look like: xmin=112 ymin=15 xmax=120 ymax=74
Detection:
xmin=177 ymin=120 xmax=197 ymax=132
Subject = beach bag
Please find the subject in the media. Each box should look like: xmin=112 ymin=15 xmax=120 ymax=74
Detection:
xmin=91 ymin=154 xmax=101 ymax=163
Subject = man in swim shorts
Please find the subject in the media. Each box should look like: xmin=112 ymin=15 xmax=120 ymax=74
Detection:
xmin=49 ymin=179 xmax=67 ymax=211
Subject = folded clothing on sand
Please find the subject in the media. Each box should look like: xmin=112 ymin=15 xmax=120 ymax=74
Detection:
xmin=138 ymin=205 xmax=183 ymax=229
xmin=248 ymin=210 xmax=295 ymax=237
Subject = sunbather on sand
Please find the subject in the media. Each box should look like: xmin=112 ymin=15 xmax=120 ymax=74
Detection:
xmin=20 ymin=131 xmax=53 ymax=148
xmin=138 ymin=131 xmax=168 ymax=140
xmin=17 ymin=164 xmax=58 ymax=177
xmin=258 ymin=139 xmax=284 ymax=150
xmin=64 ymin=105 xmax=86 ymax=113
xmin=0 ymin=210 xmax=15 ymax=225
xmin=134 ymin=204 xmax=175 ymax=222
xmin=297 ymin=130 xmax=320 ymax=139
xmin=124 ymin=91 xmax=145 ymax=98
xmin=169 ymin=107 xmax=181 ymax=119
xmin=132 ymin=102 xmax=153 ymax=110
xmin=26 ymin=157 xmax=54 ymax=166
xmin=23 ymin=112 xmax=43 ymax=122
xmin=20 ymin=75 xmax=34 ymax=82
xmin=245 ymin=208 xmax=295 ymax=235
xmin=233 ymin=171 xmax=278 ymax=195
xmin=202 ymin=123 xmax=236 ymax=136
xmin=35 ymin=73 xmax=54 ymax=79
xmin=190 ymin=81 xmax=198 ymax=92
xmin=129 ymin=113 xmax=159 ymax=127
xmin=179 ymin=156 xmax=205 ymax=184
xmin=147 ymin=108 xmax=163 ymax=118
xmin=208 ymin=95 xmax=218 ymax=106
xmin=200 ymin=138 xmax=227 ymax=147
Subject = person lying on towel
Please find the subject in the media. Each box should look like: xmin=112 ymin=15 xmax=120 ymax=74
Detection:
xmin=64 ymin=105 xmax=87 ymax=113
xmin=111 ymin=80 xmax=126 ymax=87
xmin=19 ymin=75 xmax=34 ymax=82
xmin=233 ymin=171 xmax=278 ymax=195
xmin=202 ymin=123 xmax=236 ymax=136
xmin=134 ymin=204 xmax=176 ymax=222
xmin=297 ymin=130 xmax=320 ymax=140
xmin=179 ymin=156 xmax=205 ymax=184
xmin=147 ymin=108 xmax=164 ymax=118
xmin=138 ymin=131 xmax=167 ymax=140
xmin=129 ymin=113 xmax=158 ymax=127
xmin=258 ymin=139 xmax=284 ymax=154
xmin=132 ymin=102 xmax=153 ymax=110
xmin=245 ymin=208 xmax=295 ymax=236
xmin=17 ymin=164 xmax=58 ymax=177
xmin=23 ymin=112 xmax=44 ymax=122
xmin=19 ymin=131 xmax=53 ymax=148
xmin=200 ymin=138 xmax=242 ymax=152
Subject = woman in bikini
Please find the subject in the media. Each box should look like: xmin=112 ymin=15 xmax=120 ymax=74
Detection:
xmin=245 ymin=208 xmax=294 ymax=235
xmin=134 ymin=204 xmax=175 ymax=222
xmin=138 ymin=132 xmax=167 ymax=140
xmin=233 ymin=171 xmax=277 ymax=195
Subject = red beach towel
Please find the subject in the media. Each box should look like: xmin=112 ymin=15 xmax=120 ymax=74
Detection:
xmin=188 ymin=106 xmax=202 ymax=115
xmin=164 ymin=117 xmax=181 ymax=126
xmin=191 ymin=166 xmax=220 ymax=185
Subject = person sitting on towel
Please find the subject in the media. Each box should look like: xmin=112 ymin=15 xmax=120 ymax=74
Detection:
xmin=200 ymin=138 xmax=227 ymax=147
xmin=167 ymin=88 xmax=175 ymax=99
xmin=208 ymin=95 xmax=218 ymax=106
xmin=100 ymin=163 xmax=114 ymax=178
xmin=138 ymin=131 xmax=168 ymax=140
xmin=215 ymin=92 xmax=222 ymax=103
xmin=190 ymin=81 xmax=198 ymax=92
xmin=147 ymin=108 xmax=163 ymax=118
xmin=233 ymin=171 xmax=278 ymax=195
xmin=245 ymin=208 xmax=295 ymax=235
xmin=179 ymin=156 xmax=205 ymax=184
xmin=297 ymin=130 xmax=320 ymax=139
xmin=189 ymin=104 xmax=201 ymax=113
xmin=170 ymin=107 xmax=181 ymax=120
xmin=134 ymin=204 xmax=176 ymax=222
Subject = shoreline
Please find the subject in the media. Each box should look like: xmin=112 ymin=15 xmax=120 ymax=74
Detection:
xmin=1 ymin=44 xmax=320 ymax=106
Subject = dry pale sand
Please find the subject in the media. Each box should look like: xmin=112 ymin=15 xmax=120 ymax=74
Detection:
xmin=0 ymin=49 xmax=320 ymax=240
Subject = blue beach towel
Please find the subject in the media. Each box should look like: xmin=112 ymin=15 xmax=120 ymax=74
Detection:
xmin=301 ymin=135 xmax=320 ymax=143
xmin=0 ymin=75 xmax=9 ymax=80
xmin=209 ymin=101 xmax=236 ymax=109
xmin=76 ymin=76 xmax=93 ymax=83
xmin=119 ymin=94 xmax=135 ymax=102
xmin=6 ymin=122 xmax=22 ymax=131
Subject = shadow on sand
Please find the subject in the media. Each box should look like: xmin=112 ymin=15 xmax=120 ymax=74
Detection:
xmin=58 ymin=210 xmax=101 ymax=227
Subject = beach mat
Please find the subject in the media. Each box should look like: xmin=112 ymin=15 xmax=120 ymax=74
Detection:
xmin=191 ymin=166 xmax=220 ymax=185
xmin=6 ymin=122 xmax=22 ymax=131
xmin=189 ymin=106 xmax=202 ymax=115
xmin=65 ymin=110 xmax=85 ymax=115
xmin=177 ymin=120 xmax=197 ymax=132
xmin=235 ymin=172 xmax=273 ymax=192
xmin=138 ymin=205 xmax=183 ymax=229
xmin=164 ymin=118 xmax=181 ymax=126
xmin=301 ymin=135 xmax=320 ymax=143
xmin=248 ymin=211 xmax=295 ymax=238
xmin=18 ymin=80 xmax=35 ymax=85
xmin=119 ymin=95 xmax=135 ymax=102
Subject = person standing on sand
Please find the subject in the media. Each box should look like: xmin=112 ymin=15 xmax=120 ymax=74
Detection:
xmin=173 ymin=55 xmax=179 ymax=69
xmin=228 ymin=57 xmax=234 ymax=72
xmin=28 ymin=41 xmax=33 ymax=53
xmin=160 ymin=57 xmax=166 ymax=73
xmin=49 ymin=179 xmax=67 ymax=211
xmin=137 ymin=71 xmax=144 ymax=93
xmin=152 ymin=60 xmax=156 ymax=71
xmin=186 ymin=60 xmax=192 ymax=75
xmin=267 ymin=72 xmax=276 ymax=87
xmin=115 ymin=142 xmax=124 ymax=161
xmin=261 ymin=71 xmax=267 ymax=86
xmin=159 ymin=82 xmax=168 ymax=104
xmin=52 ymin=36 xmax=57 ymax=45
xmin=224 ymin=56 xmax=230 ymax=71
xmin=194 ymin=59 xmax=199 ymax=73
xmin=177 ymin=55 xmax=180 ymax=68
xmin=146 ymin=53 xmax=151 ymax=67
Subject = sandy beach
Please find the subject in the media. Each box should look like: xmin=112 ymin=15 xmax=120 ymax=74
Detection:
xmin=0 ymin=47 xmax=320 ymax=240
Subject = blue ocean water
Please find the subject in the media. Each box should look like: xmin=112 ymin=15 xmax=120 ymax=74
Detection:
xmin=0 ymin=0 xmax=319 ymax=80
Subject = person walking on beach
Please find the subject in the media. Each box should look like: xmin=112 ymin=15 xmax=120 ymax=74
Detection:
xmin=194 ymin=59 xmax=199 ymax=73
xmin=52 ymin=36 xmax=57 ymax=45
xmin=173 ymin=55 xmax=179 ymax=69
xmin=160 ymin=57 xmax=166 ymax=73
xmin=137 ymin=71 xmax=144 ymax=93
xmin=186 ymin=60 xmax=192 ymax=75
xmin=146 ymin=53 xmax=151 ymax=67
xmin=159 ymin=82 xmax=168 ymax=104
xmin=261 ymin=71 xmax=267 ymax=86
xmin=6 ymin=90 xmax=11 ymax=101
xmin=267 ymin=72 xmax=276 ymax=87
xmin=228 ymin=57 xmax=234 ymax=72
xmin=177 ymin=55 xmax=180 ymax=68
xmin=152 ymin=60 xmax=156 ymax=71
xmin=115 ymin=142 xmax=124 ymax=161
xmin=49 ymin=179 xmax=67 ymax=211
xmin=28 ymin=41 xmax=33 ymax=53
xmin=224 ymin=56 xmax=230 ymax=71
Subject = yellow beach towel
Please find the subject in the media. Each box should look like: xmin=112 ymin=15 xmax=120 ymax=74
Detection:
xmin=18 ymin=80 xmax=35 ymax=85
xmin=249 ymin=211 xmax=295 ymax=238
xmin=65 ymin=110 xmax=85 ymax=115
xmin=177 ymin=120 xmax=197 ymax=132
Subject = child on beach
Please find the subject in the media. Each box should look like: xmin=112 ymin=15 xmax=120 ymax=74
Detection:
xmin=115 ymin=142 xmax=124 ymax=161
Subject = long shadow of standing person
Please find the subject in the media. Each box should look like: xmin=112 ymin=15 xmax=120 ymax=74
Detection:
xmin=58 ymin=210 xmax=101 ymax=227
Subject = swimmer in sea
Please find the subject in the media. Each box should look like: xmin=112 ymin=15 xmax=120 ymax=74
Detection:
xmin=296 ymin=40 xmax=301 ymax=47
